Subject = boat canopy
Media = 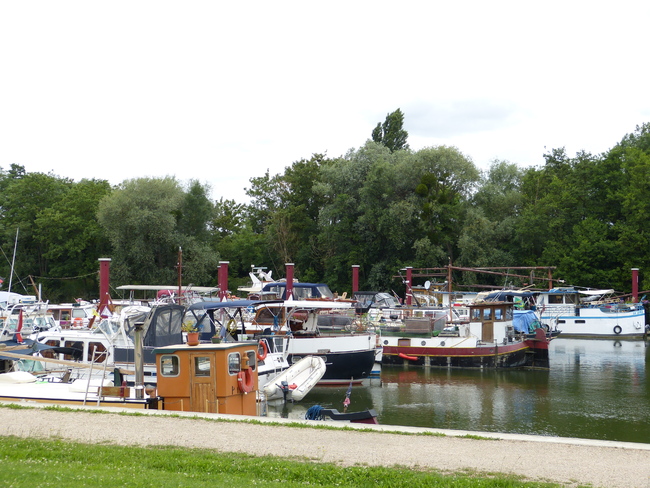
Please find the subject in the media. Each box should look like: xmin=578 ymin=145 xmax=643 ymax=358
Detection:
xmin=261 ymin=282 xmax=335 ymax=300
xmin=0 ymin=339 xmax=56 ymax=361
xmin=268 ymin=300 xmax=353 ymax=309
xmin=187 ymin=299 xmax=282 ymax=311
xmin=576 ymin=289 xmax=615 ymax=295
xmin=544 ymin=287 xmax=615 ymax=295
xmin=484 ymin=290 xmax=536 ymax=301
xmin=116 ymin=285 xmax=219 ymax=293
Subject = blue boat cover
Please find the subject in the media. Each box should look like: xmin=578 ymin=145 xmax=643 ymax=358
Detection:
xmin=513 ymin=310 xmax=541 ymax=333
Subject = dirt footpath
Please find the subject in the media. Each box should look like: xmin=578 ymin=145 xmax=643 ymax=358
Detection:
xmin=1 ymin=404 xmax=649 ymax=488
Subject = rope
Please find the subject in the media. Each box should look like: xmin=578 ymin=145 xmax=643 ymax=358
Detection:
xmin=305 ymin=405 xmax=324 ymax=420
xmin=29 ymin=272 xmax=97 ymax=280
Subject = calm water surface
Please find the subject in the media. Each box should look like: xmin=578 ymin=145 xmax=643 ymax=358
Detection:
xmin=266 ymin=338 xmax=650 ymax=443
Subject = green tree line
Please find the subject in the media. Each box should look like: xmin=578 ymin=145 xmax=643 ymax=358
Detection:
xmin=2 ymin=112 xmax=649 ymax=302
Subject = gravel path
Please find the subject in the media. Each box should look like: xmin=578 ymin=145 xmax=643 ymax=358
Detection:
xmin=1 ymin=404 xmax=649 ymax=487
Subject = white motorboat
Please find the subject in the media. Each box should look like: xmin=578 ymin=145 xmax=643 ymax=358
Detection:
xmin=536 ymin=287 xmax=649 ymax=338
xmin=263 ymin=355 xmax=326 ymax=401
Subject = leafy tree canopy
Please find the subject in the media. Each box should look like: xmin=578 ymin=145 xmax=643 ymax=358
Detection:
xmin=371 ymin=108 xmax=409 ymax=152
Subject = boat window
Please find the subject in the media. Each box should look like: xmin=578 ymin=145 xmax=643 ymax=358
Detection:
xmin=483 ymin=308 xmax=492 ymax=321
xmin=565 ymin=294 xmax=579 ymax=304
xmin=316 ymin=285 xmax=335 ymax=299
xmin=494 ymin=308 xmax=503 ymax=320
xmin=194 ymin=356 xmax=211 ymax=377
xmin=548 ymin=295 xmax=564 ymax=304
xmin=160 ymin=355 xmax=180 ymax=376
xmin=40 ymin=340 xmax=60 ymax=359
xmin=471 ymin=308 xmax=481 ymax=320
xmin=64 ymin=341 xmax=84 ymax=361
xmin=255 ymin=307 xmax=282 ymax=325
xmin=88 ymin=342 xmax=107 ymax=362
xmin=266 ymin=285 xmax=282 ymax=298
xmin=71 ymin=309 xmax=87 ymax=319
xmin=271 ymin=336 xmax=284 ymax=353
xmin=228 ymin=353 xmax=241 ymax=375
xmin=506 ymin=308 xmax=513 ymax=320
xmin=246 ymin=350 xmax=256 ymax=371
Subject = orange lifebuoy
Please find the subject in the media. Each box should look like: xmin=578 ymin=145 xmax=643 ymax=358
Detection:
xmin=237 ymin=368 xmax=254 ymax=394
xmin=72 ymin=317 xmax=84 ymax=328
xmin=257 ymin=340 xmax=268 ymax=361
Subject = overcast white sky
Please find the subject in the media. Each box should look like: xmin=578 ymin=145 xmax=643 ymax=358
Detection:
xmin=1 ymin=2 xmax=649 ymax=203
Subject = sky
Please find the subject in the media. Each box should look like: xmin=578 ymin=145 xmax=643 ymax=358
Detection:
xmin=1 ymin=2 xmax=649 ymax=203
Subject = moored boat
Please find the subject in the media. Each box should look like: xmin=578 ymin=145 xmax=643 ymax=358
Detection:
xmin=381 ymin=300 xmax=551 ymax=369
xmin=251 ymin=300 xmax=377 ymax=384
xmin=0 ymin=327 xmax=260 ymax=415
xmin=535 ymin=287 xmax=649 ymax=339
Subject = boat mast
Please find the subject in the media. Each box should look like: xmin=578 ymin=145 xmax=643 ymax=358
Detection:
xmin=8 ymin=228 xmax=18 ymax=293
xmin=177 ymin=247 xmax=182 ymax=304
xmin=447 ymin=258 xmax=453 ymax=319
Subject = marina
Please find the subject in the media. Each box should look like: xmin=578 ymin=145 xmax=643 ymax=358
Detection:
xmin=267 ymin=338 xmax=650 ymax=444
xmin=2 ymin=259 xmax=650 ymax=443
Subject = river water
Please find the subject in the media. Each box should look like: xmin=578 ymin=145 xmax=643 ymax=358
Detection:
xmin=266 ymin=338 xmax=650 ymax=444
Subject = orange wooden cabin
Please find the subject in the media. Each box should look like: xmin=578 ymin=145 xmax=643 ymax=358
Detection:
xmin=155 ymin=342 xmax=258 ymax=416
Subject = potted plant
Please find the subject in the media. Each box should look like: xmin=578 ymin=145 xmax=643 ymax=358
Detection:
xmin=182 ymin=321 xmax=200 ymax=346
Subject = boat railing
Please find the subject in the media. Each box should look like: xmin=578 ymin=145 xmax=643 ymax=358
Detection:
xmin=540 ymin=304 xmax=576 ymax=316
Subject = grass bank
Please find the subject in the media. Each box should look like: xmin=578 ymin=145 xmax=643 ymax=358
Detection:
xmin=0 ymin=435 xmax=563 ymax=487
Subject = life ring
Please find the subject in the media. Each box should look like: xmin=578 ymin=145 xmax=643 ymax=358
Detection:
xmin=72 ymin=318 xmax=84 ymax=328
xmin=257 ymin=341 xmax=268 ymax=361
xmin=237 ymin=368 xmax=254 ymax=394
xmin=613 ymin=325 xmax=622 ymax=335
xmin=227 ymin=319 xmax=237 ymax=335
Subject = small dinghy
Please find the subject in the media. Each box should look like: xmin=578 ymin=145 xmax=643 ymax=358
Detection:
xmin=304 ymin=405 xmax=379 ymax=424
xmin=263 ymin=355 xmax=326 ymax=402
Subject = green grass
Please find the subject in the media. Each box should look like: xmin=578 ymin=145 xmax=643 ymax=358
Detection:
xmin=0 ymin=436 xmax=561 ymax=488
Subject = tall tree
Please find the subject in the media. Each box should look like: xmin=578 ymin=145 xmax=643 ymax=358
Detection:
xmin=457 ymin=161 xmax=524 ymax=271
xmin=0 ymin=167 xmax=72 ymax=292
xmin=371 ymin=108 xmax=409 ymax=152
xmin=411 ymin=146 xmax=479 ymax=264
xmin=97 ymin=177 xmax=218 ymax=286
xmin=34 ymin=178 xmax=113 ymax=301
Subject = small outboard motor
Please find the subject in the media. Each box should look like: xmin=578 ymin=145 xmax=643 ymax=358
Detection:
xmin=280 ymin=380 xmax=290 ymax=403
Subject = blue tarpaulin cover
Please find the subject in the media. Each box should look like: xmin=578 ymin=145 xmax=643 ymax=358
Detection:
xmin=513 ymin=310 xmax=540 ymax=333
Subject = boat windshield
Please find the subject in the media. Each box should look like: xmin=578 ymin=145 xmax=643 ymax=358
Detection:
xmin=316 ymin=285 xmax=334 ymax=299
xmin=95 ymin=318 xmax=121 ymax=336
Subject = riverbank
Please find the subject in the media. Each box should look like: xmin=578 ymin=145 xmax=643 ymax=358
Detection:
xmin=1 ymin=403 xmax=649 ymax=487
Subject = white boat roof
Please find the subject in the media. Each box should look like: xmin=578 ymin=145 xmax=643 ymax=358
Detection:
xmin=262 ymin=300 xmax=353 ymax=309
xmin=577 ymin=289 xmax=615 ymax=295
xmin=116 ymin=285 xmax=219 ymax=293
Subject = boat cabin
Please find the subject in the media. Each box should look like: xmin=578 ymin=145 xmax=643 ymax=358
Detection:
xmin=353 ymin=291 xmax=401 ymax=310
xmin=155 ymin=342 xmax=258 ymax=415
xmin=467 ymin=301 xmax=514 ymax=344
xmin=0 ymin=340 xmax=259 ymax=416
xmin=261 ymin=282 xmax=335 ymax=300
xmin=48 ymin=303 xmax=95 ymax=328
xmin=535 ymin=287 xmax=612 ymax=315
